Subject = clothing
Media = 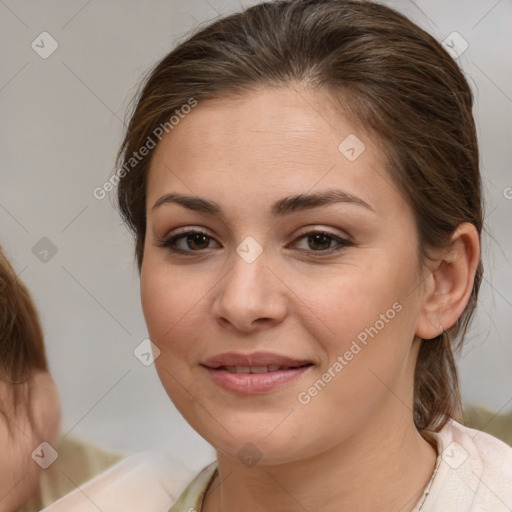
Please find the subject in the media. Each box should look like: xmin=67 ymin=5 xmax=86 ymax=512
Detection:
xmin=39 ymin=447 xmax=195 ymax=512
xmin=169 ymin=419 xmax=512 ymax=512
xmin=36 ymin=418 xmax=512 ymax=511
xmin=412 ymin=419 xmax=512 ymax=511
xmin=168 ymin=461 xmax=218 ymax=512
xmin=19 ymin=435 xmax=124 ymax=511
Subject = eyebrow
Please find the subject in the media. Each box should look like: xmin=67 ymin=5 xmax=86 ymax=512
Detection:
xmin=151 ymin=189 xmax=375 ymax=218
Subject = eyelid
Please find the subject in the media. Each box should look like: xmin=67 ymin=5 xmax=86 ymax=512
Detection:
xmin=288 ymin=229 xmax=353 ymax=255
xmin=161 ymin=225 xmax=350 ymax=243
xmin=158 ymin=225 xmax=353 ymax=256
xmin=293 ymin=225 xmax=351 ymax=241
xmin=156 ymin=227 xmax=218 ymax=250
xmin=163 ymin=225 xmax=213 ymax=238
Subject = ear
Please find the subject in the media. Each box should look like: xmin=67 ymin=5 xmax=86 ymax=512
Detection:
xmin=415 ymin=222 xmax=480 ymax=340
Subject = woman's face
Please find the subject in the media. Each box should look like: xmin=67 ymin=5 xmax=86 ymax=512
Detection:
xmin=141 ymin=86 xmax=430 ymax=464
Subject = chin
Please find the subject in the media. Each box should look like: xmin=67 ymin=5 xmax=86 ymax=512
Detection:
xmin=190 ymin=415 xmax=313 ymax=466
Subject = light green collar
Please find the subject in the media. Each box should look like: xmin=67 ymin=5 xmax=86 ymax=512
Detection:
xmin=169 ymin=461 xmax=218 ymax=512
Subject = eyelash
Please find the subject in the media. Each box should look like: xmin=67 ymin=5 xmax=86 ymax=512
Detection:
xmin=158 ymin=228 xmax=353 ymax=256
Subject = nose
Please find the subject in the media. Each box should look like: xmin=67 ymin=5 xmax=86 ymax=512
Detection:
xmin=211 ymin=247 xmax=288 ymax=333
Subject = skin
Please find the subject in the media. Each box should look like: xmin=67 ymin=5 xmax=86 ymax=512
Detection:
xmin=0 ymin=371 xmax=61 ymax=512
xmin=140 ymin=86 xmax=480 ymax=511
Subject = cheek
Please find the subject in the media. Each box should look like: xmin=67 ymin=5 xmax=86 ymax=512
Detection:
xmin=301 ymin=256 xmax=410 ymax=346
xmin=140 ymin=260 xmax=212 ymax=360
xmin=141 ymin=260 xmax=184 ymax=337
xmin=0 ymin=418 xmax=43 ymax=510
xmin=297 ymin=253 xmax=419 ymax=406
xmin=30 ymin=373 xmax=62 ymax=447
xmin=140 ymin=262 xmax=221 ymax=434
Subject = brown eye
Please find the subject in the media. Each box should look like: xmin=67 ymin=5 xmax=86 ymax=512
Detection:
xmin=159 ymin=230 xmax=220 ymax=253
xmin=307 ymin=233 xmax=333 ymax=251
xmin=185 ymin=233 xmax=210 ymax=250
xmin=292 ymin=231 xmax=352 ymax=254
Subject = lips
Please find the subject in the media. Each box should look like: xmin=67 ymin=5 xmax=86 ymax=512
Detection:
xmin=202 ymin=351 xmax=312 ymax=370
xmin=201 ymin=352 xmax=313 ymax=393
xmin=222 ymin=365 xmax=298 ymax=374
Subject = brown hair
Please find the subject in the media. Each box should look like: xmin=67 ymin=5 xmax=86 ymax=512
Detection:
xmin=115 ymin=0 xmax=483 ymax=434
xmin=0 ymin=244 xmax=49 ymax=425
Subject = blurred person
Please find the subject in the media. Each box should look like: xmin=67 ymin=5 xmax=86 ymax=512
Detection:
xmin=0 ymin=243 xmax=124 ymax=511
xmin=0 ymin=242 xmax=61 ymax=511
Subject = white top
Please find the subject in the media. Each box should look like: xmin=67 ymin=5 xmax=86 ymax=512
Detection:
xmin=40 ymin=450 xmax=195 ymax=512
xmin=41 ymin=419 xmax=512 ymax=511
xmin=411 ymin=418 xmax=512 ymax=511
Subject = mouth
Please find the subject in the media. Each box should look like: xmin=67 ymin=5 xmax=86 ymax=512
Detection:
xmin=215 ymin=364 xmax=313 ymax=374
xmin=200 ymin=353 xmax=314 ymax=394
xmin=202 ymin=351 xmax=313 ymax=370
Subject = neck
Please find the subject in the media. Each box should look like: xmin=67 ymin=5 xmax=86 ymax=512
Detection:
xmin=202 ymin=408 xmax=438 ymax=512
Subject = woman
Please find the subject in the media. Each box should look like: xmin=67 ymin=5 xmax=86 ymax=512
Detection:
xmin=53 ymin=0 xmax=512 ymax=510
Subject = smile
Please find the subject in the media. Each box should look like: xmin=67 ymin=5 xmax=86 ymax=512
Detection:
xmin=202 ymin=363 xmax=313 ymax=394
xmin=222 ymin=365 xmax=301 ymax=373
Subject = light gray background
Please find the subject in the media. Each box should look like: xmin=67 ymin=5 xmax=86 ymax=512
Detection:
xmin=1 ymin=0 xmax=511 ymax=474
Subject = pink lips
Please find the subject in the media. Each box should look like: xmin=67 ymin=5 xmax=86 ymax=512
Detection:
xmin=203 ymin=351 xmax=311 ymax=369
xmin=201 ymin=351 xmax=313 ymax=394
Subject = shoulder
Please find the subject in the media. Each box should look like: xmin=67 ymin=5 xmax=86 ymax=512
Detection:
xmin=423 ymin=418 xmax=512 ymax=512
xmin=19 ymin=435 xmax=125 ymax=511
xmin=40 ymin=450 xmax=195 ymax=512
xmin=447 ymin=419 xmax=512 ymax=477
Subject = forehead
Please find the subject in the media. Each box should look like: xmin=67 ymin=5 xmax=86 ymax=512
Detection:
xmin=146 ymin=86 xmax=404 ymax=219
xmin=152 ymin=86 xmax=363 ymax=162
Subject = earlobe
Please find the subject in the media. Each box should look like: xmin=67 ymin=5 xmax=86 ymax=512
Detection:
xmin=415 ymin=222 xmax=480 ymax=340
